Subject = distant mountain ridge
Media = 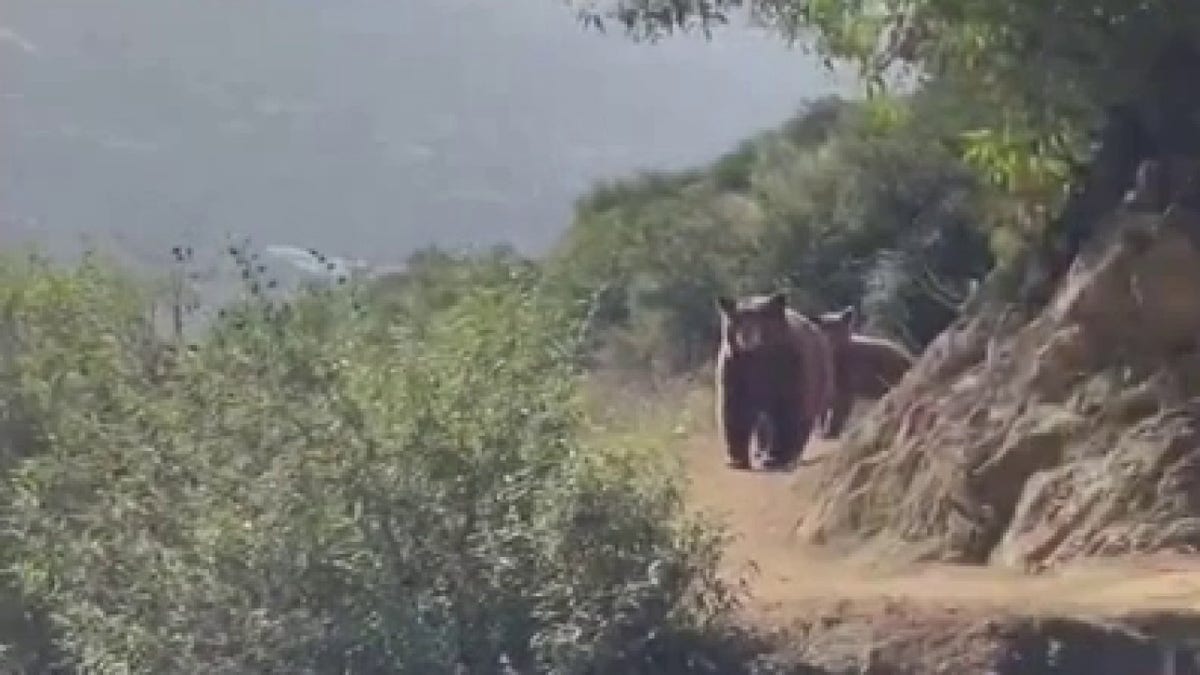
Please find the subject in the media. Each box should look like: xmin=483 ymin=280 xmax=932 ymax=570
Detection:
xmin=1 ymin=0 xmax=853 ymax=265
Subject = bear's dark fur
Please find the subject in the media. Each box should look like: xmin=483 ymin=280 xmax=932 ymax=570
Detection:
xmin=714 ymin=292 xmax=833 ymax=470
xmin=813 ymin=306 xmax=915 ymax=439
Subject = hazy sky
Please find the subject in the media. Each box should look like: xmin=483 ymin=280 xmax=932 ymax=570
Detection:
xmin=1 ymin=0 xmax=855 ymax=267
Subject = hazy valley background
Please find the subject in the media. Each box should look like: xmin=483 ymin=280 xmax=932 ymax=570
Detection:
xmin=1 ymin=0 xmax=852 ymax=272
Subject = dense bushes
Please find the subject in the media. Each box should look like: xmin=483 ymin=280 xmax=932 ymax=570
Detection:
xmin=0 ymin=255 xmax=732 ymax=673
xmin=546 ymin=95 xmax=994 ymax=376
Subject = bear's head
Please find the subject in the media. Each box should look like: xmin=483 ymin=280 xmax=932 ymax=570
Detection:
xmin=815 ymin=306 xmax=855 ymax=347
xmin=716 ymin=292 xmax=791 ymax=353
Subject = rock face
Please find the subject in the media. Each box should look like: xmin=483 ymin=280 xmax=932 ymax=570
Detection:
xmin=797 ymin=206 xmax=1200 ymax=568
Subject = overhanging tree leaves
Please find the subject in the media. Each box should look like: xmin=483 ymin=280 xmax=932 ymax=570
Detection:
xmin=574 ymin=1 xmax=1199 ymax=119
xmin=573 ymin=0 xmax=1200 ymax=257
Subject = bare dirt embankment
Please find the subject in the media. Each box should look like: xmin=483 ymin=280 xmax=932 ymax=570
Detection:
xmin=683 ymin=435 xmax=1200 ymax=673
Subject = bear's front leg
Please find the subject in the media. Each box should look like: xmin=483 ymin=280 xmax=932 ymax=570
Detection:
xmin=761 ymin=398 xmax=810 ymax=468
xmin=824 ymin=389 xmax=852 ymax=439
xmin=716 ymin=361 xmax=756 ymax=470
xmin=720 ymin=395 xmax=755 ymax=470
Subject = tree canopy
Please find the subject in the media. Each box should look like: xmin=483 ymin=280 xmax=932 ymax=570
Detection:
xmin=576 ymin=1 xmax=1199 ymax=104
xmin=575 ymin=1 xmax=1200 ymax=215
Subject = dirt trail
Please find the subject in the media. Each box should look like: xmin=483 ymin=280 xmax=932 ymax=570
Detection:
xmin=682 ymin=435 xmax=1200 ymax=628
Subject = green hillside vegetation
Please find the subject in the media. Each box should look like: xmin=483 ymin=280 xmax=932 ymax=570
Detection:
xmin=547 ymin=94 xmax=993 ymax=375
xmin=0 ymin=91 xmax=1000 ymax=672
xmin=586 ymin=0 xmax=1200 ymax=308
xmin=8 ymin=0 xmax=1197 ymax=663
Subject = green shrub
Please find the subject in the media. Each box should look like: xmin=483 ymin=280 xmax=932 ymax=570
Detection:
xmin=711 ymin=142 xmax=757 ymax=192
xmin=0 ymin=256 xmax=734 ymax=673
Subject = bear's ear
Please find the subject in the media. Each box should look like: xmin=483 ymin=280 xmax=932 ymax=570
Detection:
xmin=716 ymin=296 xmax=736 ymax=316
xmin=767 ymin=292 xmax=787 ymax=314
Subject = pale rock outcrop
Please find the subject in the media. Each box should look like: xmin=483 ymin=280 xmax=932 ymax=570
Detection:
xmin=796 ymin=204 xmax=1200 ymax=570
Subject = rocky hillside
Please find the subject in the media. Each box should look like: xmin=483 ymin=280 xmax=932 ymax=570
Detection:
xmin=797 ymin=199 xmax=1200 ymax=571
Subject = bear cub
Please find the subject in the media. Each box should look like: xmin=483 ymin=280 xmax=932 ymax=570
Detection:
xmin=813 ymin=306 xmax=915 ymax=439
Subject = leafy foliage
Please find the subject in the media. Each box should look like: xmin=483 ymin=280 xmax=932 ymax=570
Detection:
xmin=575 ymin=0 xmax=1200 ymax=257
xmin=364 ymin=244 xmax=541 ymax=323
xmin=546 ymin=95 xmax=992 ymax=375
xmin=0 ymin=253 xmax=735 ymax=673
xmin=579 ymin=1 xmax=1198 ymax=122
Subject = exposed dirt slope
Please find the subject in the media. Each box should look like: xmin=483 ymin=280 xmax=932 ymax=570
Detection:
xmin=683 ymin=435 xmax=1200 ymax=673
xmin=793 ymin=207 xmax=1200 ymax=569
xmin=685 ymin=436 xmax=1200 ymax=618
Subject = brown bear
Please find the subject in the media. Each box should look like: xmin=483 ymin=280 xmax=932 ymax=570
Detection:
xmin=813 ymin=306 xmax=915 ymax=439
xmin=714 ymin=292 xmax=833 ymax=470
